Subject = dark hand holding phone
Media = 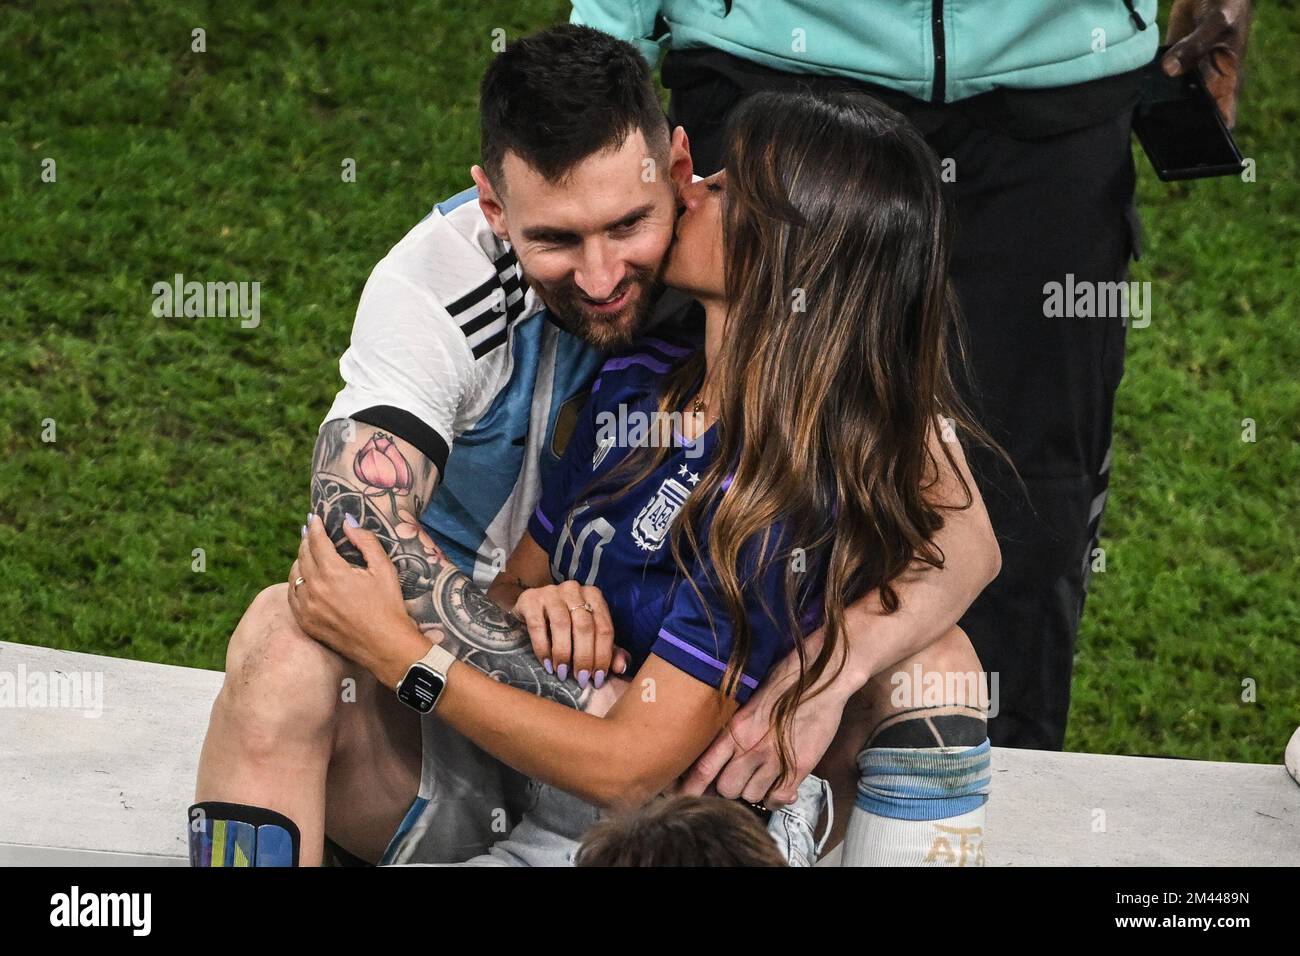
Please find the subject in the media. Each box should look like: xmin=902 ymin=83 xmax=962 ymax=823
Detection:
xmin=1132 ymin=46 xmax=1245 ymax=182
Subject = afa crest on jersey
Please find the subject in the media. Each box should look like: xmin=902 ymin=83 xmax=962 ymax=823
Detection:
xmin=632 ymin=477 xmax=692 ymax=551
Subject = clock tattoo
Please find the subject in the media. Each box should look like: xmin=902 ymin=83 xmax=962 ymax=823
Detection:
xmin=309 ymin=419 xmax=600 ymax=714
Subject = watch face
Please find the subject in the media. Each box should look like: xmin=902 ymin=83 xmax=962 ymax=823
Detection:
xmin=397 ymin=663 xmax=446 ymax=714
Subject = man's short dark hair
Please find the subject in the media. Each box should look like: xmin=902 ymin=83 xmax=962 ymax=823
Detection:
xmin=479 ymin=24 xmax=669 ymax=193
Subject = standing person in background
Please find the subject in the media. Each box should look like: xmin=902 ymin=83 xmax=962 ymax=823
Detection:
xmin=572 ymin=1 xmax=1253 ymax=766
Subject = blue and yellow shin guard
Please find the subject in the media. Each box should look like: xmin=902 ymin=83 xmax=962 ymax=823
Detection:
xmin=188 ymin=802 xmax=300 ymax=867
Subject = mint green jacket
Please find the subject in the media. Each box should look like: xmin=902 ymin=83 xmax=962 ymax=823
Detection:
xmin=571 ymin=0 xmax=1158 ymax=103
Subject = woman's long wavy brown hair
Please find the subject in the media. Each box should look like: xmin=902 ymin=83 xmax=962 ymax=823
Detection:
xmin=583 ymin=90 xmax=1005 ymax=784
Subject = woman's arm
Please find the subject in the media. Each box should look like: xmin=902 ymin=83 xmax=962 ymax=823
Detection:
xmin=435 ymin=652 xmax=734 ymax=809
xmin=682 ymin=420 xmax=1001 ymax=802
xmin=485 ymin=532 xmax=552 ymax=610
xmin=291 ymin=517 xmax=735 ymax=808
xmin=292 ymin=515 xmax=733 ymax=806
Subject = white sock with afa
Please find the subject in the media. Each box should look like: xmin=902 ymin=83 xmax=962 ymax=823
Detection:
xmin=841 ymin=722 xmax=990 ymax=867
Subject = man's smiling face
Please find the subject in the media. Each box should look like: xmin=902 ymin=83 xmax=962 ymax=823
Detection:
xmin=473 ymin=127 xmax=691 ymax=350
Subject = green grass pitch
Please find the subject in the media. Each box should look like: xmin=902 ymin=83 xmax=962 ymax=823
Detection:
xmin=0 ymin=1 xmax=1295 ymax=762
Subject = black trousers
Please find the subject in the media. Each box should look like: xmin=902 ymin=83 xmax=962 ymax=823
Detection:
xmin=668 ymin=63 xmax=1139 ymax=751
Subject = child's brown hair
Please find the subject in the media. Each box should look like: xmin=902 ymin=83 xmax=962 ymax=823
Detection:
xmin=575 ymin=795 xmax=788 ymax=867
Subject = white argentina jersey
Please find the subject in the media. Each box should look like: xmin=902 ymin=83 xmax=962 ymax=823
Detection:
xmin=322 ymin=187 xmax=605 ymax=585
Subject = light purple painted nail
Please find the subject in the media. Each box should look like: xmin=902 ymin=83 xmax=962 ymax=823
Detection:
xmin=344 ymin=512 xmax=359 ymax=528
xmin=593 ymin=670 xmax=606 ymax=690
xmin=543 ymin=658 xmax=553 ymax=675
xmin=557 ymin=664 xmax=568 ymax=682
xmin=577 ymin=670 xmax=590 ymax=689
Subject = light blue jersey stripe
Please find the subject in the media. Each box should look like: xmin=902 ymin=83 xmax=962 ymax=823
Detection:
xmin=419 ymin=311 xmax=604 ymax=579
xmin=436 ymin=186 xmax=479 ymax=216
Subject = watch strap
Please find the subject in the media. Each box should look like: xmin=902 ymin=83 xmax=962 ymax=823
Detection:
xmin=420 ymin=643 xmax=456 ymax=679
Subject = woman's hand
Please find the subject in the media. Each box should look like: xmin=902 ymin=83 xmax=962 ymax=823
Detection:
xmin=513 ymin=581 xmax=629 ymax=689
xmin=677 ymin=629 xmax=851 ymax=808
xmin=288 ymin=513 xmax=428 ymax=686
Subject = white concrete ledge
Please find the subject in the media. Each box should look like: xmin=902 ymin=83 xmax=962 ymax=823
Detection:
xmin=984 ymin=747 xmax=1297 ymax=866
xmin=1 ymin=640 xmax=1296 ymax=866
xmin=0 ymin=641 xmax=221 ymax=866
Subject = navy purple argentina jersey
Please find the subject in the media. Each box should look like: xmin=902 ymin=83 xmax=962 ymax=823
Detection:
xmin=526 ymin=332 xmax=824 ymax=702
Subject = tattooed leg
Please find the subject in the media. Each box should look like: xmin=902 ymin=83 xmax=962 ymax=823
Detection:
xmin=814 ymin=626 xmax=989 ymax=866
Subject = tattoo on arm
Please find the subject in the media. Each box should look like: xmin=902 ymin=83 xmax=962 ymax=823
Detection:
xmin=310 ymin=419 xmax=594 ymax=712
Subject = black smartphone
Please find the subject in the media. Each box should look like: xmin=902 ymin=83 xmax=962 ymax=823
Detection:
xmin=1132 ymin=47 xmax=1244 ymax=181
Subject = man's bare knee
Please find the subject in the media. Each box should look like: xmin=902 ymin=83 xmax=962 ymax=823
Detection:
xmin=226 ymin=584 xmax=298 ymax=671
xmin=856 ymin=626 xmax=988 ymax=744
xmin=907 ymin=625 xmax=983 ymax=680
xmin=215 ymin=584 xmax=355 ymax=756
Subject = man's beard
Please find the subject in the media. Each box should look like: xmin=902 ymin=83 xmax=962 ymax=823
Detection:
xmin=532 ymin=264 xmax=664 ymax=350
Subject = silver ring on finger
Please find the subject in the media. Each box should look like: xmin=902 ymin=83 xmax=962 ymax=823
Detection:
xmin=568 ymin=602 xmax=593 ymax=614
xmin=293 ymin=576 xmax=306 ymax=591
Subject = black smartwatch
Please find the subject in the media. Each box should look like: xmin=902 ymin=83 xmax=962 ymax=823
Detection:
xmin=396 ymin=645 xmax=456 ymax=714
